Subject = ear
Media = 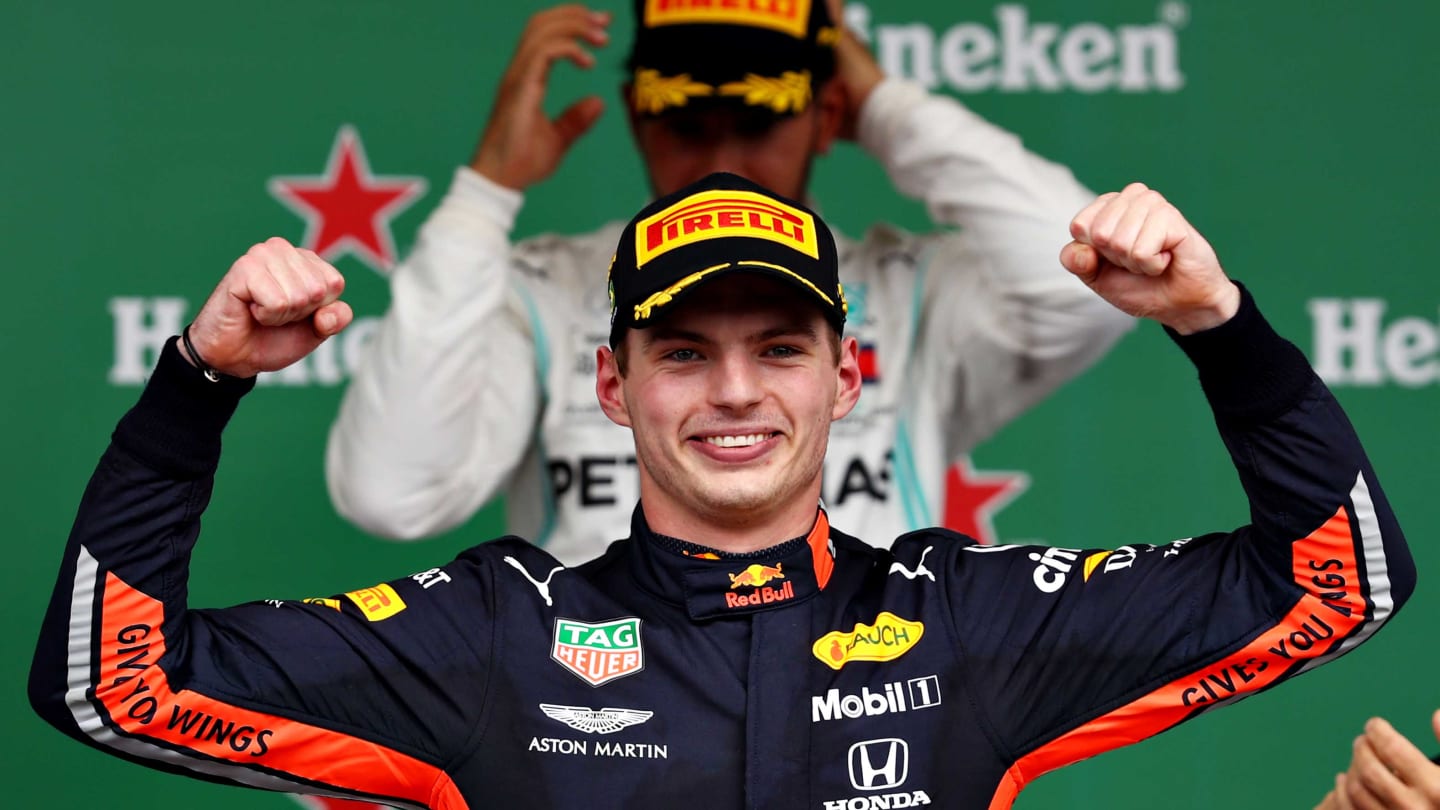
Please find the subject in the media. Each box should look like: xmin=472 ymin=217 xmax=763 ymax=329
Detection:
xmin=831 ymin=335 xmax=862 ymax=421
xmin=812 ymin=80 xmax=845 ymax=156
xmin=596 ymin=345 xmax=633 ymax=428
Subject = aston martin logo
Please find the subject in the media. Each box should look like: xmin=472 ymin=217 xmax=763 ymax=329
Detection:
xmin=538 ymin=704 xmax=654 ymax=735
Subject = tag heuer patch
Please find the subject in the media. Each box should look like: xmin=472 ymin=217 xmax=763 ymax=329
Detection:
xmin=552 ymin=617 xmax=645 ymax=687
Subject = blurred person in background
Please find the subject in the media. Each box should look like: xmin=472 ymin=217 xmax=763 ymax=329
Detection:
xmin=326 ymin=0 xmax=1132 ymax=562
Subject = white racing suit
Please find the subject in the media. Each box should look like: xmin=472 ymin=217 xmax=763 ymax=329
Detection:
xmin=327 ymin=79 xmax=1134 ymax=563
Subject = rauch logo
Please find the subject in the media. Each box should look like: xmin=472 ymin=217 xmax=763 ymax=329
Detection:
xmin=812 ymin=612 xmax=924 ymax=670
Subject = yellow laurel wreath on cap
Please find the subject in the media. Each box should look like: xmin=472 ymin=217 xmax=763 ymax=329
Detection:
xmin=717 ymin=71 xmax=812 ymax=114
xmin=632 ymin=69 xmax=714 ymax=115
xmin=631 ymin=69 xmax=814 ymax=115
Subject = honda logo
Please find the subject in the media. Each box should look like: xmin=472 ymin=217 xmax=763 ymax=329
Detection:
xmin=848 ymin=738 xmax=909 ymax=790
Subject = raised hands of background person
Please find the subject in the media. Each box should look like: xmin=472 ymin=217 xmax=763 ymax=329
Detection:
xmin=1317 ymin=710 xmax=1440 ymax=810
xmin=180 ymin=238 xmax=351 ymax=379
xmin=470 ymin=5 xmax=611 ymax=190
xmin=824 ymin=0 xmax=883 ymax=141
xmin=1059 ymin=183 xmax=1240 ymax=335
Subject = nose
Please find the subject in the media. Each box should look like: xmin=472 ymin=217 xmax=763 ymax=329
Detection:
xmin=708 ymin=350 xmax=765 ymax=412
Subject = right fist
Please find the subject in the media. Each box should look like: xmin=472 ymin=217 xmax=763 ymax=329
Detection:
xmin=1059 ymin=183 xmax=1237 ymax=335
xmin=183 ymin=237 xmax=352 ymax=378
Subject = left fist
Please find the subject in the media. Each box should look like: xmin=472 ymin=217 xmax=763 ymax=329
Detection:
xmin=1060 ymin=183 xmax=1239 ymax=334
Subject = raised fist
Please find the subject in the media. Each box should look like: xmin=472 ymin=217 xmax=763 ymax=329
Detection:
xmin=182 ymin=237 xmax=352 ymax=378
xmin=1060 ymin=183 xmax=1240 ymax=334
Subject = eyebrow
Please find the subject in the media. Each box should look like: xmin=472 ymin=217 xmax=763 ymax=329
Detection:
xmin=642 ymin=323 xmax=821 ymax=349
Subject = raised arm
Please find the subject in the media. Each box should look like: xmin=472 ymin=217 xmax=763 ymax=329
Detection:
xmin=938 ymin=187 xmax=1415 ymax=803
xmin=31 ymin=241 xmax=492 ymax=806
xmin=327 ymin=5 xmax=611 ymax=540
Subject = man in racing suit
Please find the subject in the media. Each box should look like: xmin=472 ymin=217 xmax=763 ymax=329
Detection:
xmin=31 ymin=177 xmax=1413 ymax=809
xmin=325 ymin=1 xmax=1134 ymax=562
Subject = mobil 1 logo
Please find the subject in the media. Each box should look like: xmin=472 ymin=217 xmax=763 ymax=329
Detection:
xmin=812 ymin=676 xmax=942 ymax=723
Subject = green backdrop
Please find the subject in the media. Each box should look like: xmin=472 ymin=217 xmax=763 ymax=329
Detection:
xmin=4 ymin=1 xmax=1436 ymax=807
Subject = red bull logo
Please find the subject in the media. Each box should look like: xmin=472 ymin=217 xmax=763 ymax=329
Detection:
xmin=635 ymin=190 xmax=819 ymax=266
xmin=729 ymin=562 xmax=784 ymax=588
xmin=644 ymin=0 xmax=811 ymax=39
xmin=725 ymin=562 xmax=795 ymax=608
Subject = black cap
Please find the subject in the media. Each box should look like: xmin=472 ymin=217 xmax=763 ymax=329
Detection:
xmin=627 ymin=0 xmax=838 ymax=116
xmin=608 ymin=172 xmax=846 ymax=345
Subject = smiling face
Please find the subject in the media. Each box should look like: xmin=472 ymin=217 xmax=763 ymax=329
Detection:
xmin=596 ymin=274 xmax=861 ymax=549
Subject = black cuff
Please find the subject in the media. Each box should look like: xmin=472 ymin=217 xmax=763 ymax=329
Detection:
xmin=112 ymin=337 xmax=257 ymax=478
xmin=1166 ymin=283 xmax=1317 ymax=422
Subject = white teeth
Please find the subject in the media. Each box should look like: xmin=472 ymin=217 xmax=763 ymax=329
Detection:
xmin=704 ymin=433 xmax=768 ymax=448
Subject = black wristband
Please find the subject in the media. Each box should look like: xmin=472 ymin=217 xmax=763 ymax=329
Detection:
xmin=182 ymin=322 xmax=223 ymax=382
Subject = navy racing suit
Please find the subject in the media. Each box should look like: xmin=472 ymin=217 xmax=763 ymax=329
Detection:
xmin=31 ymin=289 xmax=1414 ymax=809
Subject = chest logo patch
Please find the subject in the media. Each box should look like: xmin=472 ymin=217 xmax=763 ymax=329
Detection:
xmin=539 ymin=704 xmax=653 ymax=734
xmin=812 ymin=612 xmax=924 ymax=670
xmin=552 ymin=617 xmax=645 ymax=687
xmin=344 ymin=584 xmax=406 ymax=621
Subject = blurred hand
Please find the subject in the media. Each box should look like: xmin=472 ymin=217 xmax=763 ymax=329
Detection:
xmin=1059 ymin=183 xmax=1239 ymax=334
xmin=1317 ymin=711 xmax=1440 ymax=810
xmin=183 ymin=237 xmax=351 ymax=378
xmin=471 ymin=5 xmax=611 ymax=190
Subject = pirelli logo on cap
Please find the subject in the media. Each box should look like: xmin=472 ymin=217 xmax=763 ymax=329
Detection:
xmin=643 ymin=0 xmax=811 ymax=40
xmin=635 ymin=189 xmax=819 ymax=267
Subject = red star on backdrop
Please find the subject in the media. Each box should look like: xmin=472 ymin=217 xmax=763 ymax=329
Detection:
xmin=941 ymin=456 xmax=1029 ymax=545
xmin=269 ymin=125 xmax=426 ymax=273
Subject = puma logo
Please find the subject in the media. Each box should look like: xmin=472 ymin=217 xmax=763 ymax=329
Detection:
xmin=889 ymin=546 xmax=935 ymax=582
xmin=504 ymin=556 xmax=565 ymax=606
